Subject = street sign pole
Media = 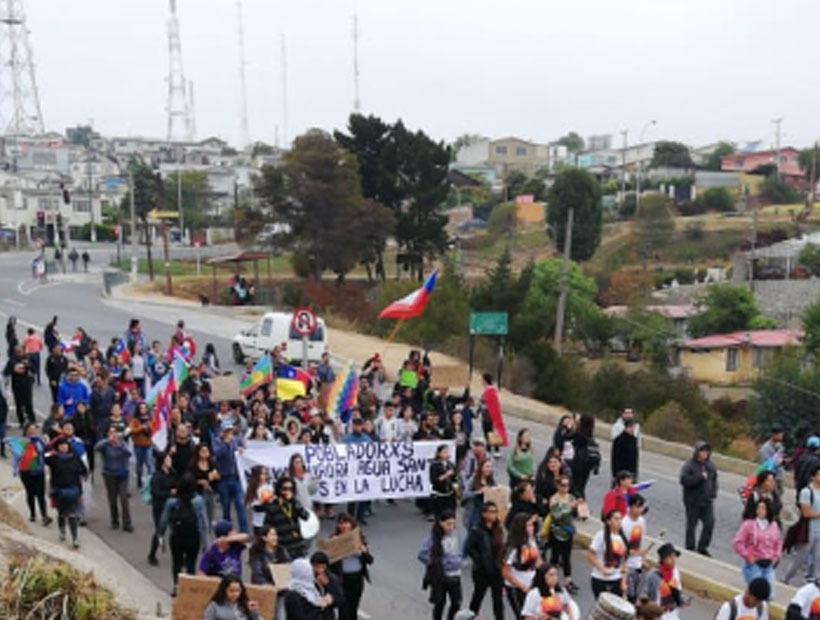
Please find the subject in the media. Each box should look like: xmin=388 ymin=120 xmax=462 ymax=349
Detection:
xmin=468 ymin=334 xmax=475 ymax=382
xmin=302 ymin=335 xmax=308 ymax=369
xmin=497 ymin=336 xmax=505 ymax=387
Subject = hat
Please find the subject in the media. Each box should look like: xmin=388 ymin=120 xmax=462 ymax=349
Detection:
xmin=220 ymin=420 xmax=235 ymax=433
xmin=214 ymin=520 xmax=233 ymax=537
xmin=809 ymin=436 xmax=820 ymax=448
xmin=748 ymin=576 xmax=771 ymax=601
xmin=657 ymin=543 xmax=680 ymax=561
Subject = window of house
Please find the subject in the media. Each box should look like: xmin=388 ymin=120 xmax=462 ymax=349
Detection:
xmin=726 ymin=348 xmax=738 ymax=372
xmin=753 ymin=347 xmax=772 ymax=368
xmin=495 ymin=146 xmax=508 ymax=155
xmin=515 ymin=146 xmax=527 ymax=156
xmin=72 ymin=199 xmax=90 ymax=213
xmin=734 ymin=158 xmax=744 ymax=168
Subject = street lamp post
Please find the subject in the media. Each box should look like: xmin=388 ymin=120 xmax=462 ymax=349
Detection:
xmin=635 ymin=119 xmax=657 ymax=214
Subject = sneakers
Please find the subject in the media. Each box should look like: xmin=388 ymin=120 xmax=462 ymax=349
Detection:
xmin=42 ymin=516 xmax=53 ymax=527
xmin=111 ymin=521 xmax=120 ymax=530
xmin=123 ymin=524 xmax=134 ymax=533
xmin=72 ymin=540 xmax=79 ymax=549
xmin=58 ymin=530 xmax=66 ymax=542
xmin=148 ymin=554 xmax=159 ymax=567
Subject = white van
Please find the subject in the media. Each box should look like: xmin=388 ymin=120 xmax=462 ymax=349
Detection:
xmin=232 ymin=311 xmax=327 ymax=366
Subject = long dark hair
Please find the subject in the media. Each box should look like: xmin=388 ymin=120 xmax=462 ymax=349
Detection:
xmin=470 ymin=457 xmax=495 ymax=491
xmin=504 ymin=512 xmax=537 ymax=571
xmin=602 ymin=509 xmax=627 ymax=563
xmin=244 ymin=465 xmax=269 ymax=506
xmin=335 ymin=511 xmax=368 ymax=548
xmin=248 ymin=524 xmax=285 ymax=565
xmin=209 ymin=575 xmax=252 ymax=614
xmin=430 ymin=509 xmax=455 ymax=565
xmin=531 ymin=564 xmax=563 ymax=596
xmin=479 ymin=501 xmax=504 ymax=560
xmin=176 ymin=473 xmax=196 ymax=503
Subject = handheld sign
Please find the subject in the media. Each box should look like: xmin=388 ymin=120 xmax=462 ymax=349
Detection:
xmin=173 ymin=574 xmax=276 ymax=620
xmin=316 ymin=528 xmax=362 ymax=564
xmin=269 ymin=563 xmax=292 ymax=592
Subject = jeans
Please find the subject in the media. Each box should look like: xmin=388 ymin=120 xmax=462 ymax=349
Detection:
xmin=12 ymin=387 xmax=34 ymax=427
xmin=742 ymin=562 xmax=775 ymax=598
xmin=469 ymin=570 xmax=504 ymax=620
xmin=684 ymin=501 xmax=714 ymax=552
xmin=217 ymin=477 xmax=248 ymax=532
xmin=807 ymin=533 xmax=820 ymax=581
xmin=28 ymin=353 xmax=40 ymax=385
xmin=0 ymin=421 xmax=5 ymax=456
xmin=784 ymin=543 xmax=809 ymax=584
xmin=134 ymin=445 xmax=154 ymax=487
xmin=103 ymin=473 xmax=132 ymax=527
xmin=550 ymin=536 xmax=573 ymax=578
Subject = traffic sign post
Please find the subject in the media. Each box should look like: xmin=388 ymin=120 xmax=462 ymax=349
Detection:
xmin=468 ymin=312 xmax=509 ymax=385
xmin=291 ymin=307 xmax=317 ymax=368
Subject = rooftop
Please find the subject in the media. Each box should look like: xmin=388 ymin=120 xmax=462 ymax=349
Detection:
xmin=683 ymin=329 xmax=803 ymax=349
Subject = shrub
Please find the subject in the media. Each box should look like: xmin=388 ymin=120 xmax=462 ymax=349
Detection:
xmin=589 ymin=359 xmax=631 ymax=420
xmin=487 ymin=202 xmax=517 ymax=238
xmin=618 ymin=193 xmax=637 ymax=219
xmin=525 ymin=342 xmax=591 ymax=412
xmin=759 ymin=176 xmax=799 ymax=205
xmin=653 ymin=272 xmax=675 ymax=289
xmin=673 ymin=267 xmax=695 ymax=285
xmin=643 ymin=401 xmax=697 ymax=444
xmin=677 ymin=200 xmax=707 ymax=217
xmin=683 ymin=221 xmax=705 ymax=240
xmin=702 ymin=186 xmax=735 ymax=212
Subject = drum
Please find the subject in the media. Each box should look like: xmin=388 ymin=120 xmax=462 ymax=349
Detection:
xmin=589 ymin=593 xmax=635 ymax=620
xmin=299 ymin=509 xmax=320 ymax=540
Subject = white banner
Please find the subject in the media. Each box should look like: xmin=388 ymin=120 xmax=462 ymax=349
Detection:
xmin=235 ymin=440 xmax=454 ymax=503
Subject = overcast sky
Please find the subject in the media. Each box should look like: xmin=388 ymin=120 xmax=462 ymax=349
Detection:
xmin=25 ymin=0 xmax=820 ymax=149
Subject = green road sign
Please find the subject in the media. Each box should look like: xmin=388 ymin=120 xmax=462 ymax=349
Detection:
xmin=469 ymin=311 xmax=508 ymax=336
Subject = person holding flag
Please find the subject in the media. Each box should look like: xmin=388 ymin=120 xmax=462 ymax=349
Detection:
xmin=5 ymin=422 xmax=52 ymax=526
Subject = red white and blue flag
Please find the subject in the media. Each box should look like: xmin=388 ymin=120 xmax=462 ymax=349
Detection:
xmin=60 ymin=335 xmax=81 ymax=353
xmin=147 ymin=374 xmax=174 ymax=451
xmin=378 ymin=269 xmax=439 ymax=320
xmin=113 ymin=338 xmax=131 ymax=365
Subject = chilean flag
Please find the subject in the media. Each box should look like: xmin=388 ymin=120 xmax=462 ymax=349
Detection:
xmin=379 ymin=269 xmax=439 ymax=320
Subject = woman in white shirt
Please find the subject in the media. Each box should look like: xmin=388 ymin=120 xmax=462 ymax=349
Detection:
xmin=502 ymin=512 xmax=543 ymax=617
xmin=521 ymin=564 xmax=579 ymax=620
xmin=586 ymin=509 xmax=628 ymax=598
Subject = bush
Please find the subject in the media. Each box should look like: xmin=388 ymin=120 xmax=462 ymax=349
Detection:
xmin=76 ymin=223 xmax=116 ymax=242
xmin=653 ymin=272 xmax=675 ymax=289
xmin=618 ymin=193 xmax=637 ymax=219
xmin=673 ymin=267 xmax=695 ymax=285
xmin=643 ymin=401 xmax=697 ymax=444
xmin=677 ymin=200 xmax=707 ymax=216
xmin=759 ymin=176 xmax=799 ymax=205
xmin=487 ymin=202 xmax=517 ymax=238
xmin=589 ymin=359 xmax=631 ymax=420
xmin=702 ymin=186 xmax=735 ymax=212
xmin=683 ymin=221 xmax=705 ymax=240
xmin=525 ymin=342 xmax=591 ymax=412
xmin=289 ymin=251 xmax=312 ymax=278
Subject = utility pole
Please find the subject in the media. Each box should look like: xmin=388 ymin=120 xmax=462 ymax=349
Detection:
xmin=162 ymin=218 xmax=172 ymax=295
xmin=553 ymin=208 xmax=574 ymax=355
xmin=129 ymin=167 xmax=137 ymax=279
xmin=281 ymin=34 xmax=288 ymax=146
xmin=620 ymin=129 xmax=628 ymax=203
xmin=352 ymin=12 xmax=361 ymax=113
xmin=772 ymin=117 xmax=783 ymax=182
xmin=634 ymin=120 xmax=657 ymax=216
xmin=236 ymin=0 xmax=250 ymax=148
xmin=177 ymin=166 xmax=183 ymax=243
xmin=750 ymin=191 xmax=758 ymax=291
xmin=87 ymin=151 xmax=96 ymax=242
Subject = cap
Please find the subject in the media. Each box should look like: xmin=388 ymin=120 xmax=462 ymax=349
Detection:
xmin=657 ymin=542 xmax=680 ymax=561
xmin=748 ymin=576 xmax=771 ymax=601
xmin=220 ymin=420 xmax=235 ymax=432
xmin=214 ymin=520 xmax=233 ymax=537
xmin=809 ymin=436 xmax=820 ymax=448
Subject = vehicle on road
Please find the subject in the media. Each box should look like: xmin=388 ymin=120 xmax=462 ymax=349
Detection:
xmin=232 ymin=311 xmax=327 ymax=365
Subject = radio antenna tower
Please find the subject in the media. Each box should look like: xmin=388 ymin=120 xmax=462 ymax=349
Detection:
xmin=166 ymin=0 xmax=193 ymax=142
xmin=236 ymin=0 xmax=250 ymax=148
xmin=280 ymin=33 xmax=288 ymax=146
xmin=0 ymin=0 xmax=44 ymax=135
xmin=352 ymin=12 xmax=361 ymax=113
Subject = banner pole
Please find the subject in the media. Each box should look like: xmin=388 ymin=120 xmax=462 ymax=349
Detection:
xmin=383 ymin=318 xmax=405 ymax=354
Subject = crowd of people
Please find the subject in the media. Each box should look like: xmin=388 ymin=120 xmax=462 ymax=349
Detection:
xmin=4 ymin=311 xmax=820 ymax=619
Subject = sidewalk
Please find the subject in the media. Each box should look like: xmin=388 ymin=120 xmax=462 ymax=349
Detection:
xmin=0 ymin=458 xmax=170 ymax=619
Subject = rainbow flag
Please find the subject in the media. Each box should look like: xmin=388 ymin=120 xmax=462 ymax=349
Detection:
xmin=326 ymin=364 xmax=358 ymax=423
xmin=276 ymin=365 xmax=308 ymax=400
xmin=171 ymin=351 xmax=189 ymax=392
xmin=240 ymin=354 xmax=273 ymax=396
xmin=6 ymin=437 xmax=42 ymax=474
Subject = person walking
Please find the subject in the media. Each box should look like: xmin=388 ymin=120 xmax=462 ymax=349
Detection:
xmin=430 ymin=443 xmax=457 ymax=519
xmin=507 ymin=427 xmax=535 ymax=491
xmin=248 ymin=525 xmax=290 ymax=585
xmin=68 ymin=248 xmax=79 ymax=272
xmin=733 ymin=498 xmax=781 ymax=596
xmin=262 ymin=475 xmax=309 ymax=558
xmin=569 ymin=413 xmax=599 ymax=500
xmin=128 ymin=402 xmax=153 ymax=489
xmin=611 ymin=408 xmax=640 ymax=440
xmin=548 ymin=474 xmax=580 ymax=594
xmin=191 ymin=443 xmax=218 ymax=540
xmin=759 ymin=425 xmax=785 ymax=495
xmin=57 ymin=366 xmax=90 ymax=420
xmin=743 ymin=470 xmax=782 ymax=522
xmin=43 ymin=316 xmax=59 ymax=351
xmin=148 ymin=450 xmax=177 ymax=566
xmin=521 ymin=564 xmax=580 ymax=620
xmin=81 ymin=250 xmax=90 ymax=272
xmin=679 ymin=440 xmax=718 ymax=556
xmin=611 ymin=418 xmax=639 ymax=479
xmin=419 ymin=509 xmax=462 ymax=620
xmin=45 ymin=436 xmax=87 ymax=547
xmin=283 ymin=558 xmax=334 ymax=618
xmin=464 ymin=501 xmax=504 ymax=620
xmin=4 ymin=346 xmax=35 ymax=427
xmin=6 ymin=422 xmax=51 ymax=525
xmin=329 ymin=512 xmax=373 ymax=620
xmin=502 ymin=512 xmax=543 ymax=617
xmin=212 ymin=421 xmax=249 ymax=533
xmin=785 ymin=579 xmax=820 ymax=620
xmin=22 ymin=328 xmax=43 ymax=386
xmin=45 ymin=345 xmax=68 ymax=404
xmin=715 ymin=577 xmax=770 ymax=620
xmin=587 ymin=509 xmax=628 ymax=598
xmin=157 ymin=473 xmax=208 ymax=595
xmin=461 ymin=457 xmax=496 ymax=539
xmin=622 ymin=494 xmax=648 ymax=603
xmin=198 ymin=520 xmax=251 ymax=578
xmin=203 ymin=575 xmax=261 ymax=620
xmin=639 ymin=543 xmax=685 ymax=620
xmin=96 ymin=426 xmax=133 ymax=531
xmin=797 ymin=465 xmax=820 ymax=582
xmin=5 ymin=316 xmax=18 ymax=359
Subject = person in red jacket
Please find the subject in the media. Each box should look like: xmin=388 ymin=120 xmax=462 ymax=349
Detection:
xmin=602 ymin=471 xmax=633 ymax=520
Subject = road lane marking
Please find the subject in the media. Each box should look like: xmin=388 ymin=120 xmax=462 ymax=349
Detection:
xmin=2 ymin=298 xmax=24 ymax=307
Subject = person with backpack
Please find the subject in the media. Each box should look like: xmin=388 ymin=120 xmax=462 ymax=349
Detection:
xmin=714 ymin=577 xmax=770 ymax=620
xmin=156 ymin=473 xmax=207 ymax=595
xmin=570 ymin=413 xmax=600 ymax=500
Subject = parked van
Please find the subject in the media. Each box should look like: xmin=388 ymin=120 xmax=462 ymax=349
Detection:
xmin=232 ymin=311 xmax=327 ymax=365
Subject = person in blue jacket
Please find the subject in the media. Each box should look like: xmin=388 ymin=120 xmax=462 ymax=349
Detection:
xmin=57 ymin=367 xmax=89 ymax=419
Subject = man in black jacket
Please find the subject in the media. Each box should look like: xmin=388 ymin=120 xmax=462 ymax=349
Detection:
xmin=90 ymin=375 xmax=116 ymax=431
xmin=611 ymin=418 xmax=639 ymax=479
xmin=3 ymin=346 xmax=34 ymax=427
xmin=679 ymin=440 xmax=718 ymax=556
xmin=45 ymin=344 xmax=68 ymax=403
xmin=311 ymin=551 xmax=345 ymax=620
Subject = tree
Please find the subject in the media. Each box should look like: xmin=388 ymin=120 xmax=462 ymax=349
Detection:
xmin=687 ymin=284 xmax=761 ymax=337
xmin=799 ymin=146 xmax=818 ymax=178
xmin=704 ymin=142 xmax=735 ymax=171
xmin=254 ymin=129 xmax=392 ymax=281
xmin=799 ymin=244 xmax=820 ymax=277
xmin=650 ymin=141 xmax=694 ymax=169
xmin=487 ymin=202 xmax=517 ymax=238
xmin=556 ymin=132 xmax=585 ymax=154
xmin=759 ymin=175 xmax=799 ymax=205
xmin=121 ymin=158 xmax=164 ymax=218
xmin=634 ymin=192 xmax=674 ymax=252
xmin=251 ymin=141 xmax=276 ymax=157
xmin=163 ymin=171 xmax=215 ymax=232
xmin=546 ymin=169 xmax=602 ymax=261
xmin=700 ymin=186 xmax=735 ymax=212
xmin=451 ymin=133 xmax=485 ymax=158
xmin=506 ymin=170 xmax=547 ymax=201
xmin=803 ymin=297 xmax=820 ymax=354
xmin=66 ymin=124 xmax=100 ymax=148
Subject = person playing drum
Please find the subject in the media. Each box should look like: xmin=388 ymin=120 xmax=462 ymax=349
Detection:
xmin=587 ymin=509 xmax=628 ymax=598
xmin=520 ymin=564 xmax=579 ymax=620
xmin=639 ymin=543 xmax=685 ymax=620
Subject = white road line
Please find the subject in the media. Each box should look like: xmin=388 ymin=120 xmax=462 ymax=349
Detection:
xmin=2 ymin=298 xmax=25 ymax=307
xmin=16 ymin=278 xmax=66 ymax=296
xmin=0 ymin=308 xmax=41 ymax=332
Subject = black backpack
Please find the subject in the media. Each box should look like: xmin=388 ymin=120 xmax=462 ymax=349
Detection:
xmin=586 ymin=438 xmax=601 ymax=472
xmin=724 ymin=597 xmax=763 ymax=620
xmin=170 ymin=499 xmax=198 ymax=535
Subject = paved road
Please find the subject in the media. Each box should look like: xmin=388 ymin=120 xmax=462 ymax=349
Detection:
xmin=0 ymin=248 xmax=728 ymax=618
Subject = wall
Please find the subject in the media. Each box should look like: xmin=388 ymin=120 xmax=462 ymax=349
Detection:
xmin=680 ymin=346 xmax=757 ymax=384
xmin=753 ymin=279 xmax=820 ymax=326
xmin=515 ymin=201 xmax=545 ymax=224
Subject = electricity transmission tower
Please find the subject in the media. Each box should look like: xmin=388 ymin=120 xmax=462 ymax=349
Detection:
xmin=0 ymin=0 xmax=44 ymax=135
xmin=166 ymin=0 xmax=194 ymax=142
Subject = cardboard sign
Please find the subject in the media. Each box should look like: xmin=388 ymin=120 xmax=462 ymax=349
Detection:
xmin=268 ymin=562 xmax=292 ymax=592
xmin=484 ymin=485 xmax=511 ymax=524
xmin=315 ymin=528 xmax=362 ymax=564
xmin=172 ymin=574 xmax=276 ymax=620
xmin=399 ymin=368 xmax=418 ymax=388
xmin=430 ymin=365 xmax=466 ymax=388
xmin=209 ymin=375 xmax=242 ymax=403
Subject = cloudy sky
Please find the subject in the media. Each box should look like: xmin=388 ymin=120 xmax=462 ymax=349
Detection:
xmin=24 ymin=0 xmax=820 ymax=149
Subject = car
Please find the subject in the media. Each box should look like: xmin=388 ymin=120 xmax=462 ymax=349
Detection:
xmin=233 ymin=311 xmax=327 ymax=365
